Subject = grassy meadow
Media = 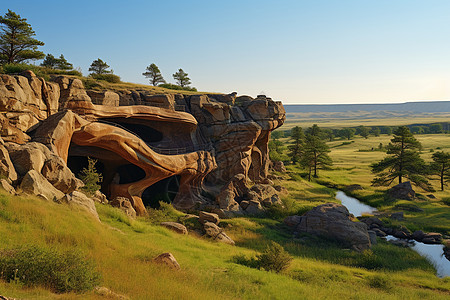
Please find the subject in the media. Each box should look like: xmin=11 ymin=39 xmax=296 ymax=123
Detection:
xmin=0 ymin=190 xmax=449 ymax=299
xmin=0 ymin=116 xmax=450 ymax=299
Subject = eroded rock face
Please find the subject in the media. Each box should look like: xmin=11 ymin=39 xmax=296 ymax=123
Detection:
xmin=285 ymin=203 xmax=371 ymax=251
xmin=0 ymin=73 xmax=285 ymax=216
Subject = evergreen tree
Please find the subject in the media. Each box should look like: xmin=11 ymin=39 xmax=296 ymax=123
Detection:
xmin=78 ymin=157 xmax=103 ymax=196
xmin=287 ymin=126 xmax=304 ymax=164
xmin=41 ymin=53 xmax=58 ymax=68
xmin=143 ymin=63 xmax=165 ymax=86
xmin=358 ymin=125 xmax=370 ymax=139
xmin=371 ymin=127 xmax=381 ymax=137
xmin=56 ymin=54 xmax=73 ymax=70
xmin=339 ymin=128 xmax=355 ymax=140
xmin=300 ymin=125 xmax=332 ymax=180
xmin=0 ymin=10 xmax=44 ymax=63
xmin=173 ymin=68 xmax=191 ymax=87
xmin=431 ymin=151 xmax=450 ymax=191
xmin=371 ymin=126 xmax=432 ymax=190
xmin=89 ymin=58 xmax=112 ymax=74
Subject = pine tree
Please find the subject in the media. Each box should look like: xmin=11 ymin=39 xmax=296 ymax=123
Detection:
xmin=371 ymin=126 xmax=431 ymax=190
xmin=89 ymin=58 xmax=112 ymax=74
xmin=173 ymin=68 xmax=191 ymax=87
xmin=56 ymin=54 xmax=73 ymax=70
xmin=0 ymin=10 xmax=44 ymax=63
xmin=287 ymin=126 xmax=304 ymax=164
xmin=431 ymin=151 xmax=450 ymax=191
xmin=143 ymin=63 xmax=165 ymax=86
xmin=79 ymin=157 xmax=103 ymax=196
xmin=300 ymin=125 xmax=332 ymax=180
xmin=41 ymin=54 xmax=58 ymax=68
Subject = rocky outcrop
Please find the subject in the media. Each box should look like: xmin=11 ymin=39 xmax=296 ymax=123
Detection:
xmin=285 ymin=203 xmax=371 ymax=251
xmin=60 ymin=191 xmax=99 ymax=221
xmin=388 ymin=181 xmax=415 ymax=200
xmin=153 ymin=252 xmax=181 ymax=270
xmin=110 ymin=197 xmax=137 ymax=218
xmin=0 ymin=72 xmax=285 ymax=216
xmin=19 ymin=170 xmax=65 ymax=201
xmin=160 ymin=222 xmax=188 ymax=235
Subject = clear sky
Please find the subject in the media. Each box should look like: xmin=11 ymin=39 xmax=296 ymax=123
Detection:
xmin=4 ymin=0 xmax=450 ymax=104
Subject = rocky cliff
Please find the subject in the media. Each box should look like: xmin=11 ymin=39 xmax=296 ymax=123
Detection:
xmin=0 ymin=71 xmax=285 ymax=216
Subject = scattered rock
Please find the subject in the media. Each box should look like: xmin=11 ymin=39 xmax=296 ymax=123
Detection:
xmin=160 ymin=222 xmax=188 ymax=235
xmin=245 ymin=200 xmax=265 ymax=215
xmin=94 ymin=287 xmax=130 ymax=300
xmin=93 ymin=190 xmax=108 ymax=203
xmin=390 ymin=211 xmax=404 ymax=221
xmin=60 ymin=191 xmax=100 ymax=221
xmin=421 ymin=232 xmax=442 ymax=244
xmin=388 ymin=181 xmax=415 ymax=200
xmin=345 ymin=184 xmax=363 ymax=192
xmin=272 ymin=161 xmax=286 ymax=173
xmin=19 ymin=169 xmax=64 ymax=201
xmin=389 ymin=239 xmax=410 ymax=247
xmin=110 ymin=196 xmax=137 ymax=218
xmin=412 ymin=230 xmax=426 ymax=241
xmin=203 ymin=222 xmax=235 ymax=245
xmin=284 ymin=203 xmax=371 ymax=251
xmin=199 ymin=211 xmax=220 ymax=225
xmin=153 ymin=252 xmax=180 ymax=270
xmin=367 ymin=230 xmax=377 ymax=245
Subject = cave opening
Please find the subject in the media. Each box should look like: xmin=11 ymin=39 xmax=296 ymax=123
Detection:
xmin=116 ymin=164 xmax=146 ymax=184
xmin=67 ymin=155 xmax=106 ymax=191
xmin=142 ymin=175 xmax=181 ymax=208
xmin=99 ymin=118 xmax=163 ymax=144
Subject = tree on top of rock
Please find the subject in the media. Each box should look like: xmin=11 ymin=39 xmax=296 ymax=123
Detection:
xmin=143 ymin=63 xmax=165 ymax=86
xmin=371 ymin=126 xmax=432 ymax=190
xmin=0 ymin=9 xmax=45 ymax=63
xmin=173 ymin=68 xmax=191 ymax=87
xmin=89 ymin=58 xmax=112 ymax=74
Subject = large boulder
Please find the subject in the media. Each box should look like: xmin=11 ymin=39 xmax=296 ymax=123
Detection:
xmin=6 ymin=142 xmax=50 ymax=176
xmin=203 ymin=221 xmax=235 ymax=245
xmin=388 ymin=181 xmax=415 ymax=200
xmin=153 ymin=252 xmax=180 ymax=270
xmin=60 ymin=191 xmax=99 ymax=221
xmin=160 ymin=222 xmax=188 ymax=235
xmin=284 ymin=203 xmax=371 ymax=251
xmin=110 ymin=196 xmax=137 ymax=218
xmin=19 ymin=170 xmax=64 ymax=201
xmin=41 ymin=155 xmax=82 ymax=194
xmin=0 ymin=140 xmax=17 ymax=183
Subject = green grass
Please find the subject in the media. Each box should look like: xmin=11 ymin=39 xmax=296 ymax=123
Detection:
xmin=0 ymin=190 xmax=448 ymax=299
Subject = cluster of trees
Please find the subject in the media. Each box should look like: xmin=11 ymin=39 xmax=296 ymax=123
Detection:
xmin=371 ymin=126 xmax=450 ymax=191
xmin=142 ymin=63 xmax=194 ymax=90
xmin=284 ymin=125 xmax=332 ymax=180
xmin=41 ymin=54 xmax=73 ymax=70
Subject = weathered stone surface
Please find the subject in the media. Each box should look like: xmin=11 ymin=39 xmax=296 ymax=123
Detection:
xmin=285 ymin=203 xmax=371 ymax=251
xmin=41 ymin=155 xmax=80 ymax=194
xmin=110 ymin=197 xmax=137 ymax=218
xmin=0 ymin=142 xmax=17 ymax=183
xmin=160 ymin=222 xmax=188 ymax=235
xmin=87 ymin=90 xmax=120 ymax=106
xmin=0 ymin=179 xmax=15 ymax=194
xmin=203 ymin=221 xmax=235 ymax=245
xmin=61 ymin=191 xmax=99 ymax=221
xmin=19 ymin=170 xmax=64 ymax=201
xmin=141 ymin=93 xmax=175 ymax=110
xmin=390 ymin=211 xmax=404 ymax=221
xmin=199 ymin=211 xmax=220 ymax=225
xmin=388 ymin=181 xmax=415 ymax=200
xmin=421 ymin=232 xmax=442 ymax=244
xmin=412 ymin=230 xmax=426 ymax=241
xmin=245 ymin=200 xmax=265 ymax=215
xmin=153 ymin=252 xmax=181 ymax=270
xmin=367 ymin=230 xmax=377 ymax=245
xmin=93 ymin=190 xmax=108 ymax=203
xmin=272 ymin=161 xmax=286 ymax=173
xmin=94 ymin=287 xmax=130 ymax=300
xmin=6 ymin=142 xmax=50 ymax=176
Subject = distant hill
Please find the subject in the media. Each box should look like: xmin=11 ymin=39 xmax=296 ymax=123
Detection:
xmin=284 ymin=101 xmax=450 ymax=113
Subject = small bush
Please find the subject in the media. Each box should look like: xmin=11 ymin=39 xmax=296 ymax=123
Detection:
xmin=442 ymin=197 xmax=450 ymax=206
xmin=90 ymin=73 xmax=121 ymax=83
xmin=256 ymin=242 xmax=292 ymax=273
xmin=1 ymin=63 xmax=49 ymax=80
xmin=158 ymin=83 xmax=197 ymax=92
xmin=0 ymin=245 xmax=100 ymax=293
xmin=366 ymin=274 xmax=393 ymax=291
xmin=78 ymin=157 xmax=103 ymax=196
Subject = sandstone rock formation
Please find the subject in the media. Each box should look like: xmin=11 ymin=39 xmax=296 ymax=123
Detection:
xmin=285 ymin=203 xmax=371 ymax=251
xmin=0 ymin=72 xmax=285 ymax=217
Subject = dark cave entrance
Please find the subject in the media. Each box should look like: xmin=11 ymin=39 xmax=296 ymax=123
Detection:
xmin=98 ymin=118 xmax=163 ymax=144
xmin=142 ymin=175 xmax=181 ymax=208
xmin=116 ymin=164 xmax=146 ymax=184
xmin=67 ymin=156 xmax=105 ymax=180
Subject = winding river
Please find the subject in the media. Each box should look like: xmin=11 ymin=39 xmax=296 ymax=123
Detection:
xmin=336 ymin=191 xmax=449 ymax=278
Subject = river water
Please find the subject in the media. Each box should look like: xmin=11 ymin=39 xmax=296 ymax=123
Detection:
xmin=336 ymin=191 xmax=449 ymax=278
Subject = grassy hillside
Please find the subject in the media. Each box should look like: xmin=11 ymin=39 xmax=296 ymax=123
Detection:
xmin=0 ymin=188 xmax=449 ymax=299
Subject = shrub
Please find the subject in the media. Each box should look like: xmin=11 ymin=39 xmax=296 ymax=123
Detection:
xmin=442 ymin=197 xmax=450 ymax=206
xmin=366 ymin=274 xmax=393 ymax=291
xmin=0 ymin=245 xmax=100 ymax=293
xmin=256 ymin=242 xmax=292 ymax=273
xmin=158 ymin=83 xmax=197 ymax=92
xmin=90 ymin=73 xmax=121 ymax=83
xmin=1 ymin=63 xmax=49 ymax=80
xmin=78 ymin=157 xmax=103 ymax=196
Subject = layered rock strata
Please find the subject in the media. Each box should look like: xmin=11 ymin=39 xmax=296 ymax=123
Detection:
xmin=0 ymin=71 xmax=285 ymax=216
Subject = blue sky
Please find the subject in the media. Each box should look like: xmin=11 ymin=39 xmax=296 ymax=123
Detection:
xmin=5 ymin=0 xmax=450 ymax=104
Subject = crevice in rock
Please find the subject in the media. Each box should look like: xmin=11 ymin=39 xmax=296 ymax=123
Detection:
xmin=142 ymin=175 xmax=181 ymax=208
